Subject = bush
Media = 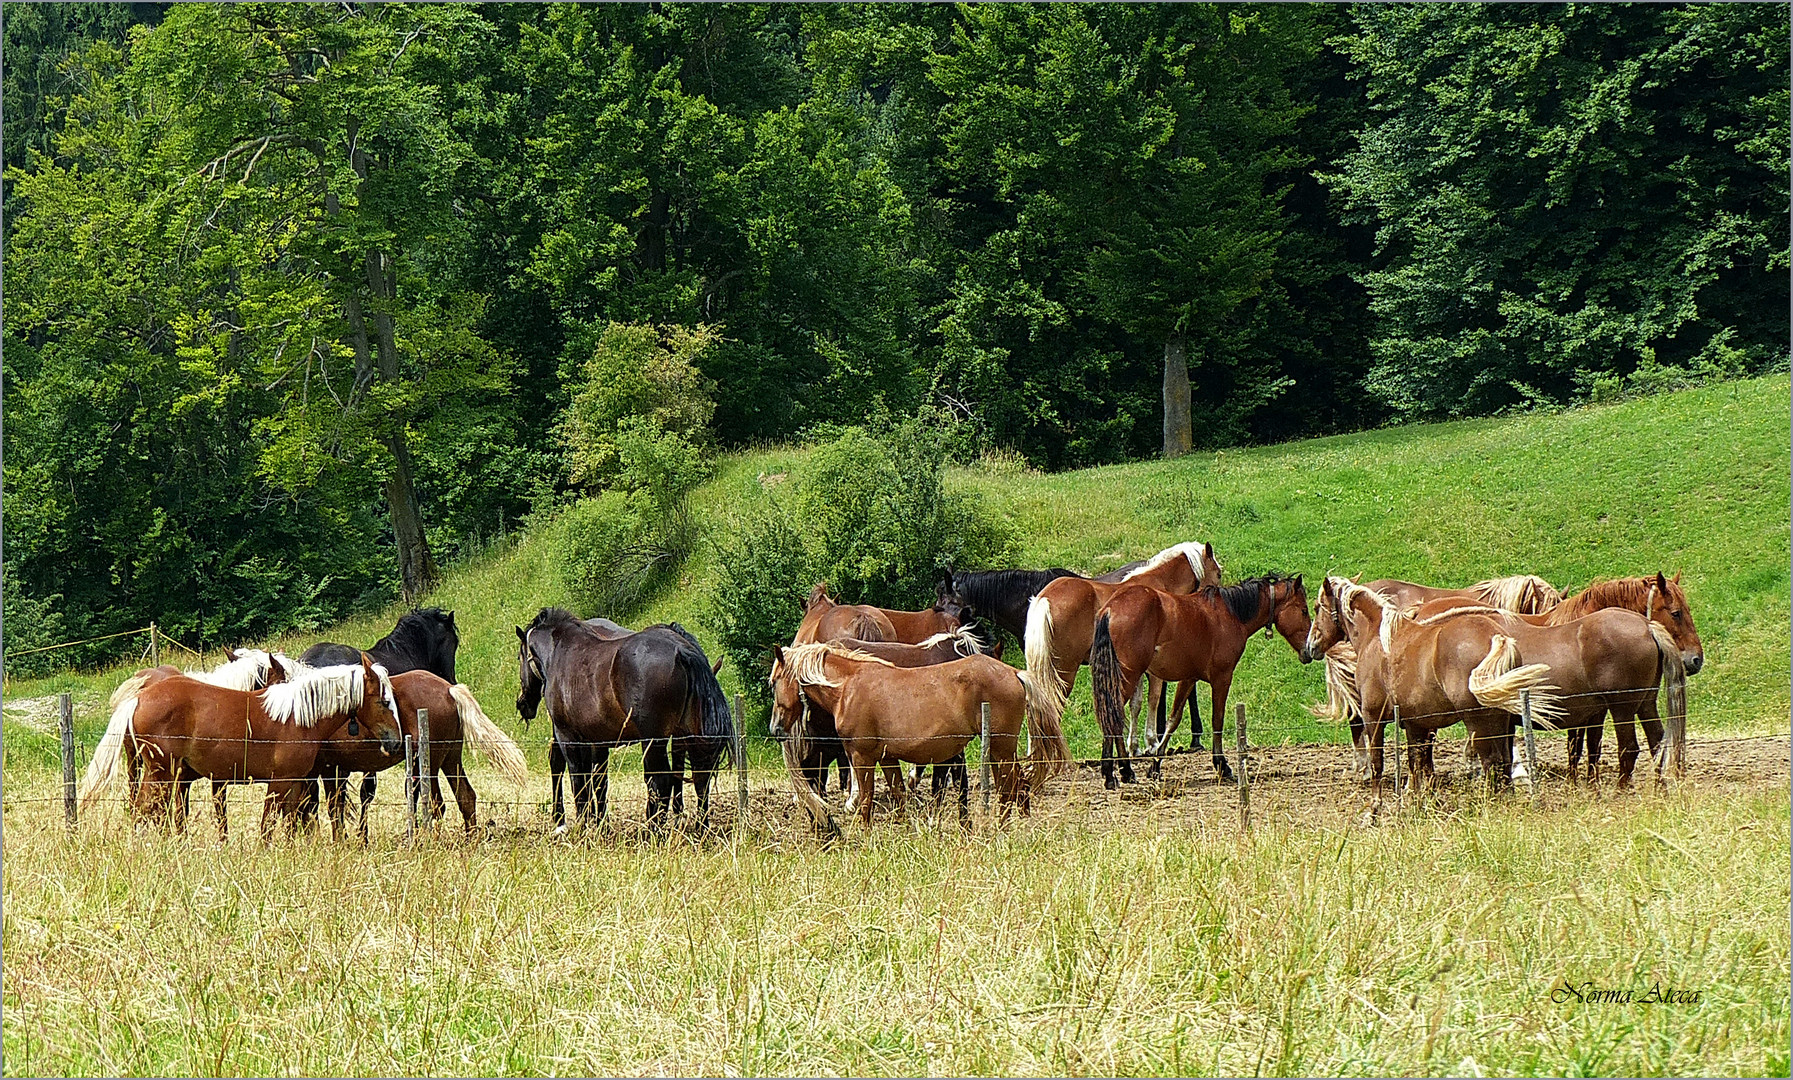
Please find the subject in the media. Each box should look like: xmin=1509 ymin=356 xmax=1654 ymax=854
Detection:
xmin=710 ymin=413 xmax=1016 ymax=715
xmin=560 ymin=322 xmax=719 ymax=491
xmin=552 ymin=489 xmax=692 ymax=618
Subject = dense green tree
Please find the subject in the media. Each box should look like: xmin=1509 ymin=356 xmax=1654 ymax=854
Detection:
xmin=1332 ymin=4 xmax=1791 ymax=417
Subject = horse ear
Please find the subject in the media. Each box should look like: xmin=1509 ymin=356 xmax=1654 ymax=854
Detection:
xmin=712 ymin=656 xmax=725 ymax=676
xmin=515 ymin=625 xmax=526 ymax=642
xmin=773 ymin=645 xmax=785 ymax=665
xmin=1656 ymin=571 xmax=1670 ymax=592
xmin=1671 ymin=571 xmax=1681 ymax=584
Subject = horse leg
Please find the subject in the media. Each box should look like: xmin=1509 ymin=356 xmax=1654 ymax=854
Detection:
xmin=321 ymin=768 xmax=347 ymax=842
xmin=688 ymin=747 xmax=715 ymax=831
xmin=1188 ymin=684 xmax=1204 ymax=751
xmin=444 ymin=756 xmax=478 ymax=835
xmin=1208 ymin=676 xmax=1235 ymax=782
xmin=549 ymin=738 xmax=567 ymax=831
xmin=357 ymin=774 xmax=377 ymax=843
xmin=644 ymin=740 xmax=674 ymax=828
xmin=1566 ymin=724 xmax=1585 ymax=784
xmin=1100 ymin=734 xmax=1119 ymax=790
xmin=670 ymin=740 xmax=686 ymax=817
xmin=850 ymin=753 xmax=877 ymax=827
xmin=566 ymin=745 xmax=593 ymax=827
xmin=212 ymin=780 xmax=230 ymax=844
xmin=592 ymin=749 xmax=611 ymax=826
xmin=882 ymin=760 xmax=907 ymax=819
xmin=1614 ymin=708 xmax=1642 ymax=790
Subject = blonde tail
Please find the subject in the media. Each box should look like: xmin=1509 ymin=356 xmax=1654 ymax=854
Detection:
xmin=1017 ymin=671 xmax=1072 ymax=791
xmin=1023 ymin=596 xmax=1068 ymax=729
xmin=1468 ymin=634 xmax=1566 ymax=729
xmin=450 ymin=684 xmax=529 ymax=788
xmin=1648 ymin=621 xmax=1688 ymax=777
xmin=79 ymin=698 xmax=137 ymax=811
xmin=107 ymin=671 xmax=152 ymax=713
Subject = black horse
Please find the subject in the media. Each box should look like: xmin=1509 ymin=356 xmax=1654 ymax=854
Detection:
xmin=297 ymin=608 xmax=461 ymax=826
xmin=516 ymin=608 xmax=733 ymax=830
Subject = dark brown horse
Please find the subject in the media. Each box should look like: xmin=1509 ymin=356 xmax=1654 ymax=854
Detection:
xmin=516 ymin=608 xmax=733 ymax=830
xmin=1024 ymin=542 xmax=1224 ymax=751
xmin=81 ymin=657 xmax=404 ymax=840
xmin=1089 ymin=575 xmax=1313 ymax=787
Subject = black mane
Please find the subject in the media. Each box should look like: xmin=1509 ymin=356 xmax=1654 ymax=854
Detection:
xmin=1210 ymin=574 xmax=1293 ymax=624
xmin=942 ymin=567 xmax=1082 ymax=638
xmin=528 ymin=606 xmax=584 ymax=632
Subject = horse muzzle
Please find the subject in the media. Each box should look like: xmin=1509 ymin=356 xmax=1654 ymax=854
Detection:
xmin=380 ymin=731 xmax=404 ymax=757
xmin=1684 ymin=653 xmax=1704 ymax=675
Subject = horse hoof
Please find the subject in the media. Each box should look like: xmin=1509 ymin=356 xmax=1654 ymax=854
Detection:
xmin=1104 ymin=775 xmax=1119 ymax=791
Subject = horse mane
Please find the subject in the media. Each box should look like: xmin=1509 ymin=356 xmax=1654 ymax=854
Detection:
xmin=1559 ymin=576 xmax=1682 ymax=619
xmin=191 ymin=649 xmax=274 ymax=691
xmin=527 ymin=607 xmax=584 ymax=633
xmin=1205 ymin=573 xmax=1294 ymax=624
xmin=780 ymin=642 xmax=893 ymax=688
xmin=259 ymin=663 xmax=369 ymax=727
xmin=948 ymin=568 xmax=1078 ymax=613
xmin=1470 ymin=575 xmax=1562 ymax=614
xmin=1121 ymin=542 xmax=1215 ymax=585
xmin=1331 ymin=576 xmax=1403 ymax=655
xmin=915 ymin=627 xmax=985 ymax=657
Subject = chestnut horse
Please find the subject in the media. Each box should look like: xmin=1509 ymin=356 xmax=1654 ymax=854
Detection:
xmin=82 ymin=657 xmax=404 ymax=839
xmin=768 ymin=644 xmax=1068 ymax=830
xmin=1089 ymin=575 xmax=1314 ymax=787
xmin=1023 ymin=541 xmax=1224 ymax=745
xmin=1308 ymin=577 xmax=1685 ymax=789
xmin=831 ymin=628 xmax=990 ymax=814
xmin=1408 ymin=572 xmax=1703 ymax=781
xmin=311 ymin=669 xmax=528 ymax=841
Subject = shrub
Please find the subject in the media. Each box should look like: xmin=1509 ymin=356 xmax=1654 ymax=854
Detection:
xmin=560 ymin=322 xmax=719 ymax=491
xmin=710 ymin=413 xmax=1016 ymax=716
xmin=552 ymin=489 xmax=689 ymax=619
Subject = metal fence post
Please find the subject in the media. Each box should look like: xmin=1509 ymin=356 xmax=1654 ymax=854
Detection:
xmin=1392 ymin=705 xmax=1403 ymax=803
xmin=60 ymin=693 xmax=76 ymax=831
xmin=415 ymin=708 xmax=432 ymax=829
xmin=733 ymin=693 xmax=748 ymax=828
xmin=980 ymin=702 xmax=992 ymax=815
xmin=404 ymin=734 xmax=417 ymax=843
xmin=1234 ymin=702 xmax=1249 ymax=834
xmin=1520 ymin=689 xmax=1539 ymax=798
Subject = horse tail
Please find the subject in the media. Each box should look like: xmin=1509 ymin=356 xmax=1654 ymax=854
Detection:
xmin=783 ymin=731 xmax=839 ymax=836
xmin=107 ymin=671 xmax=152 ymax=713
xmin=1649 ymin=620 xmax=1687 ymax=774
xmin=450 ymin=684 xmax=529 ymax=789
xmin=1016 ymin=671 xmax=1071 ymax=791
xmin=79 ymin=697 xmax=137 ymax=811
xmin=674 ymin=637 xmax=735 ymax=762
xmin=1468 ymin=634 xmax=1566 ymax=729
xmin=1309 ymin=641 xmax=1362 ymax=723
xmin=1023 ymin=595 xmax=1068 ymax=727
xmin=1090 ymin=612 xmax=1128 ymax=740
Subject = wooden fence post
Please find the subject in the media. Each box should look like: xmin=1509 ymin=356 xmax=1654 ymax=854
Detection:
xmin=1520 ymin=689 xmax=1539 ymax=798
xmin=404 ymin=734 xmax=417 ymax=843
xmin=733 ymin=694 xmax=748 ymax=828
xmin=1235 ymin=702 xmax=1249 ymax=834
xmin=980 ymin=702 xmax=992 ymax=815
xmin=149 ymin=622 xmax=159 ymax=667
xmin=415 ymin=708 xmax=432 ymax=830
xmin=60 ymin=693 xmax=76 ymax=831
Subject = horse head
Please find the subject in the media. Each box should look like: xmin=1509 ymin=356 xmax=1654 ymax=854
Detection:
xmin=1271 ymin=574 xmax=1314 ymax=663
xmin=515 ymin=624 xmax=546 ymax=726
xmin=356 ymin=658 xmax=406 ymax=757
xmin=1650 ymin=571 xmax=1705 ymax=675
xmin=766 ymin=646 xmax=808 ymax=755
xmin=1306 ymin=576 xmax=1353 ymax=660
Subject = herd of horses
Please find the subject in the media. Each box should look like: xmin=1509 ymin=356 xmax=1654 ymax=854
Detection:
xmin=75 ymin=538 xmax=1703 ymax=841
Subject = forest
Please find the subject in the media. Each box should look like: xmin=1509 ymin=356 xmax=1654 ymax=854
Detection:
xmin=3 ymin=2 xmax=1787 ymax=664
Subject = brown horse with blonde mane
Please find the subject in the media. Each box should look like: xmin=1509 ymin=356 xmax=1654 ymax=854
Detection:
xmin=81 ymin=656 xmax=404 ymax=839
xmin=1308 ymin=576 xmax=1686 ymax=789
xmin=1023 ymin=541 xmax=1223 ymax=749
xmin=1089 ymin=575 xmax=1314 ymax=787
xmin=1408 ymin=572 xmax=1702 ymax=782
xmin=769 ymin=643 xmax=1068 ymax=830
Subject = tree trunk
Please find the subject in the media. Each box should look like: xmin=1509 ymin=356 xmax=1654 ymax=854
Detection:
xmin=363 ymin=247 xmax=438 ymax=603
xmin=1162 ymin=333 xmax=1193 ymax=459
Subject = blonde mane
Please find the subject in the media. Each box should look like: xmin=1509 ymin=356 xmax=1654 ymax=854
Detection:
xmin=191 ymin=649 xmax=275 ymax=692
xmin=1122 ymin=541 xmax=1218 ymax=585
xmin=915 ymin=627 xmax=984 ymax=657
xmin=259 ymin=662 xmax=383 ymax=728
xmin=1470 ymin=575 xmax=1562 ymax=614
xmin=778 ymin=642 xmax=894 ymax=688
xmin=1330 ymin=576 xmax=1403 ymax=655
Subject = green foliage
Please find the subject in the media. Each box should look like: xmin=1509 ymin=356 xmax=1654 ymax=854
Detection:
xmin=710 ymin=412 xmax=1016 ymax=709
xmin=559 ymin=322 xmax=719 ymax=490
xmin=1332 ymin=4 xmax=1791 ymax=418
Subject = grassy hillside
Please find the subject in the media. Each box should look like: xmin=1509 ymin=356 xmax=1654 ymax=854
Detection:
xmin=7 ymin=375 xmax=1788 ymax=767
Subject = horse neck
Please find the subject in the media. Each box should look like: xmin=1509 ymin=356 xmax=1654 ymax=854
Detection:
xmin=1550 ymin=579 xmax=1645 ymax=625
xmin=1136 ymin=558 xmax=1196 ymax=592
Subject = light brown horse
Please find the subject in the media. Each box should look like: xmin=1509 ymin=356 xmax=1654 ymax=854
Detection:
xmin=794 ymin=583 xmax=968 ymax=646
xmin=1314 ymin=574 xmax=1564 ymax=726
xmin=768 ymin=644 xmax=1069 ymax=830
xmin=305 ymin=669 xmax=528 ymax=841
xmin=1308 ymin=577 xmax=1685 ymax=789
xmin=1023 ymin=541 xmax=1224 ymax=742
xmin=832 ymin=628 xmax=989 ymax=807
xmin=82 ymin=657 xmax=404 ymax=839
xmin=1089 ymin=575 xmax=1314 ymax=787
xmin=1408 ymin=572 xmax=1703 ymax=781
